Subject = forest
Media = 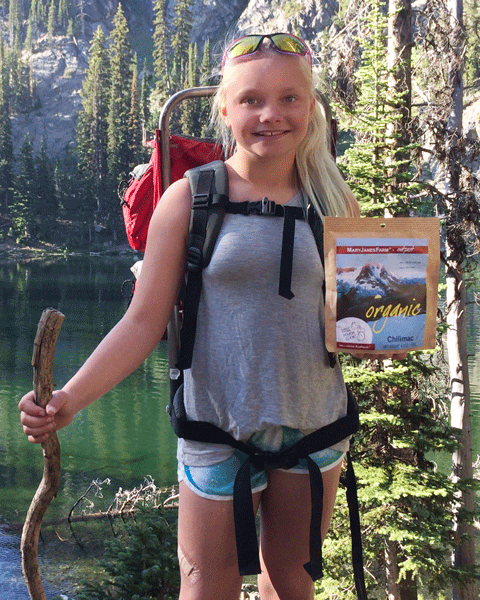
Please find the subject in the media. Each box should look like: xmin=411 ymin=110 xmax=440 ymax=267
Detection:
xmin=1 ymin=0 xmax=480 ymax=599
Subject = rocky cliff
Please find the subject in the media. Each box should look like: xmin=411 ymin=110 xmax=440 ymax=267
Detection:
xmin=4 ymin=0 xmax=479 ymax=159
xmin=6 ymin=0 xmax=337 ymax=157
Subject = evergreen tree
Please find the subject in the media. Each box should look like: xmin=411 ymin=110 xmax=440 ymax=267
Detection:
xmin=179 ymin=42 xmax=198 ymax=136
xmin=171 ymin=0 xmax=194 ymax=90
xmin=47 ymin=0 xmax=56 ymax=37
xmin=0 ymin=53 xmax=14 ymax=215
xmin=140 ymin=57 xmax=152 ymax=138
xmin=128 ymin=54 xmax=142 ymax=164
xmin=76 ymin=25 xmax=110 ymax=230
xmin=106 ymin=3 xmax=133 ymax=232
xmin=54 ymin=145 xmax=81 ymax=215
xmin=316 ymin=2 xmax=469 ymax=598
xmin=465 ymin=0 xmax=480 ymax=85
xmin=8 ymin=0 xmax=22 ymax=47
xmin=152 ymin=0 xmax=170 ymax=116
xmin=11 ymin=133 xmax=37 ymax=241
xmin=336 ymin=1 xmax=418 ymax=216
xmin=199 ymin=38 xmax=213 ymax=136
xmin=35 ymin=135 xmax=57 ymax=239
xmin=58 ymin=0 xmax=68 ymax=31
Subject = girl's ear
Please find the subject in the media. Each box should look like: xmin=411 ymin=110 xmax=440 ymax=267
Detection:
xmin=309 ymin=95 xmax=316 ymax=119
xmin=220 ymin=104 xmax=231 ymax=128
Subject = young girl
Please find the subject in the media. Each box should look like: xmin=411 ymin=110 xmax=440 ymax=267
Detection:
xmin=20 ymin=33 xmax=360 ymax=600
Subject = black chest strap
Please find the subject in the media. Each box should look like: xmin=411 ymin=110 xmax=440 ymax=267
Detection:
xmin=170 ymin=385 xmax=367 ymax=600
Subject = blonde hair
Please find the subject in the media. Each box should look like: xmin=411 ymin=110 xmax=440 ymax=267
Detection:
xmin=210 ymin=43 xmax=358 ymax=218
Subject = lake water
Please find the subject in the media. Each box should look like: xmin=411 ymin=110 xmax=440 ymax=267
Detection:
xmin=0 ymin=254 xmax=179 ymax=529
xmin=0 ymin=254 xmax=479 ymax=597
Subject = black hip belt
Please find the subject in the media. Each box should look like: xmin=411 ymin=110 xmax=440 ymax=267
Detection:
xmin=169 ymin=385 xmax=368 ymax=600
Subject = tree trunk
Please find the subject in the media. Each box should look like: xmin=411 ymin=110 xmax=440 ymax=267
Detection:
xmin=385 ymin=538 xmax=401 ymax=600
xmin=386 ymin=4 xmax=417 ymax=599
xmin=445 ymin=2 xmax=477 ymax=599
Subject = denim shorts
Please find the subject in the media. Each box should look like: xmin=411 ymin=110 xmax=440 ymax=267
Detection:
xmin=178 ymin=426 xmax=346 ymax=501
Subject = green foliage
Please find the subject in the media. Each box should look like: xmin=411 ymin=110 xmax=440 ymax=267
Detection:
xmin=75 ymin=507 xmax=180 ymax=600
xmin=318 ymin=1 xmax=479 ymax=597
xmin=11 ymin=133 xmax=36 ymax=241
xmin=0 ymin=57 xmax=14 ymax=214
xmin=76 ymin=25 xmax=110 ymax=227
xmin=316 ymin=351 xmax=474 ymax=599
xmin=335 ymin=2 xmax=422 ymax=217
xmin=35 ymin=135 xmax=58 ymax=239
xmin=464 ymin=0 xmax=480 ymax=86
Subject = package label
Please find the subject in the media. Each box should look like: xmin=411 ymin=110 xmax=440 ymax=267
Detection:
xmin=324 ymin=218 xmax=440 ymax=354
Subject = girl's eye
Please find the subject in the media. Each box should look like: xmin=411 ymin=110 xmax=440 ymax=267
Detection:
xmin=242 ymin=97 xmax=258 ymax=105
xmin=284 ymin=95 xmax=297 ymax=103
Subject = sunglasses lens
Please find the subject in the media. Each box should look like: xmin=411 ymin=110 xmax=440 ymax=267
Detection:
xmin=271 ymin=34 xmax=308 ymax=55
xmin=227 ymin=36 xmax=263 ymax=60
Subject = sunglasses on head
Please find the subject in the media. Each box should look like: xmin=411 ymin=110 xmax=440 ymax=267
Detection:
xmin=222 ymin=33 xmax=312 ymax=69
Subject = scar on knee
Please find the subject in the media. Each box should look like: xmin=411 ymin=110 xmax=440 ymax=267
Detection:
xmin=178 ymin=545 xmax=201 ymax=583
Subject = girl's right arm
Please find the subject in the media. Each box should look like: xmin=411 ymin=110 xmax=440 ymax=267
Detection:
xmin=19 ymin=178 xmax=193 ymax=444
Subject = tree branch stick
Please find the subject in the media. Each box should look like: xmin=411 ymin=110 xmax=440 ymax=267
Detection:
xmin=21 ymin=308 xmax=65 ymax=600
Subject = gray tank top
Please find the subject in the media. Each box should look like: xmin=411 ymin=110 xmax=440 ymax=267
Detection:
xmin=178 ymin=193 xmax=349 ymax=467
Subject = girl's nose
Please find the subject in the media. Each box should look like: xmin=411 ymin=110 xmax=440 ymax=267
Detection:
xmin=259 ymin=102 xmax=281 ymax=122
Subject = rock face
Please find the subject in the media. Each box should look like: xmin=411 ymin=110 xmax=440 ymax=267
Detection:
xmin=6 ymin=0 xmax=341 ymax=158
xmin=4 ymin=0 xmax=479 ymax=160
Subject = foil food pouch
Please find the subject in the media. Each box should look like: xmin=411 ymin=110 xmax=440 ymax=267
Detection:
xmin=324 ymin=217 xmax=440 ymax=354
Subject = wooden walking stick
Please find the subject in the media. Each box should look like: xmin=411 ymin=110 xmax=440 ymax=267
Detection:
xmin=21 ymin=308 xmax=65 ymax=600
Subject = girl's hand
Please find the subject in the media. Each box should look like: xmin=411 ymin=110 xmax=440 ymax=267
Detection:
xmin=19 ymin=389 xmax=75 ymax=444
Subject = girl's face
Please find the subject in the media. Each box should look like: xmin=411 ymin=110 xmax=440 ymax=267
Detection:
xmin=221 ymin=52 xmax=315 ymax=163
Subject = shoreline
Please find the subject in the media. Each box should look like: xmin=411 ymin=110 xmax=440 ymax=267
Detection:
xmin=0 ymin=241 xmax=139 ymax=263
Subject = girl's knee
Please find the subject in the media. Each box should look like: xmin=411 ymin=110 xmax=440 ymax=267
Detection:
xmin=178 ymin=543 xmax=243 ymax=600
xmin=258 ymin=565 xmax=314 ymax=600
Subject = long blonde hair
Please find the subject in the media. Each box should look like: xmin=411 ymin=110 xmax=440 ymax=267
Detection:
xmin=210 ymin=43 xmax=358 ymax=218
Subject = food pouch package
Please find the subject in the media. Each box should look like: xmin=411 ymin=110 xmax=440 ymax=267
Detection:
xmin=324 ymin=217 xmax=440 ymax=354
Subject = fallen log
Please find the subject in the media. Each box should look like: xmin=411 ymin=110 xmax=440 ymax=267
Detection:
xmin=21 ymin=308 xmax=65 ymax=600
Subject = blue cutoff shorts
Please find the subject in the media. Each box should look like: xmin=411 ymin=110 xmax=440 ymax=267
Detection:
xmin=178 ymin=426 xmax=346 ymax=501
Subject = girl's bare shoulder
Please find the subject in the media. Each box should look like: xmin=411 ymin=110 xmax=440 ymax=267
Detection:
xmin=148 ymin=178 xmax=192 ymax=238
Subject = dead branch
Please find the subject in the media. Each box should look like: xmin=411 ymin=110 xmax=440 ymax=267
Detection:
xmin=21 ymin=308 xmax=65 ymax=600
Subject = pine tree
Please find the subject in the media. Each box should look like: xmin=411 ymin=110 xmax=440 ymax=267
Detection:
xmin=0 ymin=48 xmax=14 ymax=215
xmin=316 ymin=2 xmax=469 ymax=598
xmin=199 ymin=38 xmax=213 ymax=136
xmin=76 ymin=25 xmax=110 ymax=228
xmin=151 ymin=0 xmax=171 ymax=119
xmin=106 ymin=3 xmax=133 ymax=231
xmin=8 ymin=0 xmax=22 ymax=47
xmin=140 ymin=57 xmax=152 ymax=139
xmin=47 ymin=0 xmax=56 ymax=37
xmin=465 ymin=0 xmax=480 ymax=85
xmin=171 ymin=0 xmax=194 ymax=90
xmin=54 ymin=145 xmax=81 ymax=215
xmin=336 ymin=1 xmax=418 ymax=216
xmin=35 ymin=135 xmax=57 ymax=239
xmin=179 ymin=42 xmax=198 ymax=136
xmin=11 ymin=133 xmax=37 ymax=242
xmin=58 ymin=0 xmax=68 ymax=31
xmin=128 ymin=54 xmax=142 ymax=164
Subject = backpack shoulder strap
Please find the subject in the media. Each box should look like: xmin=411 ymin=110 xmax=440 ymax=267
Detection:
xmin=308 ymin=205 xmax=325 ymax=266
xmin=177 ymin=160 xmax=228 ymax=371
xmin=185 ymin=160 xmax=229 ymax=268
xmin=308 ymin=205 xmax=336 ymax=367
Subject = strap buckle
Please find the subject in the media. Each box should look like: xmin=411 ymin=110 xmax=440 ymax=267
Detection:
xmin=261 ymin=197 xmax=276 ymax=215
xmin=193 ymin=193 xmax=210 ymax=209
xmin=186 ymin=246 xmax=202 ymax=272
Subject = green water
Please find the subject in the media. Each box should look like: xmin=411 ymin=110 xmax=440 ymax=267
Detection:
xmin=0 ymin=255 xmax=178 ymax=527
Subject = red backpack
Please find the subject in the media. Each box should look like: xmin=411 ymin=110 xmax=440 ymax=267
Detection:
xmin=119 ymin=130 xmax=224 ymax=252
